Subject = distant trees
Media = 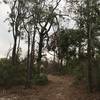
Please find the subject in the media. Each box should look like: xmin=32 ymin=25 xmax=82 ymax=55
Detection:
xmin=75 ymin=0 xmax=100 ymax=92
xmin=8 ymin=0 xmax=24 ymax=64
xmin=49 ymin=29 xmax=84 ymax=73
xmin=4 ymin=0 xmax=62 ymax=86
xmin=2 ymin=0 xmax=100 ymax=91
xmin=36 ymin=0 xmax=61 ymax=74
xmin=49 ymin=0 xmax=100 ymax=91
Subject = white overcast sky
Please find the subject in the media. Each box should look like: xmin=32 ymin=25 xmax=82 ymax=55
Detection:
xmin=0 ymin=0 xmax=28 ymax=58
xmin=0 ymin=0 xmax=76 ymax=59
xmin=0 ymin=0 xmax=13 ymax=58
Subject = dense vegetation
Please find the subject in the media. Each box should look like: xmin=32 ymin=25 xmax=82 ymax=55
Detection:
xmin=0 ymin=0 xmax=100 ymax=93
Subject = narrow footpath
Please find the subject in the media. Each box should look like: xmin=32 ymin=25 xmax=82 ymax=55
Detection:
xmin=0 ymin=75 xmax=100 ymax=100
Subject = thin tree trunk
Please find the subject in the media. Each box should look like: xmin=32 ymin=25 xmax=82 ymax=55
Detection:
xmin=12 ymin=22 xmax=17 ymax=65
xmin=17 ymin=35 xmax=21 ymax=56
xmin=53 ymin=50 xmax=56 ymax=62
xmin=87 ymin=0 xmax=93 ymax=92
xmin=78 ymin=40 xmax=82 ymax=60
xmin=30 ymin=28 xmax=36 ymax=79
xmin=87 ymin=39 xmax=92 ymax=92
xmin=12 ymin=36 xmax=17 ymax=65
xmin=37 ymin=34 xmax=44 ymax=74
xmin=26 ymin=33 xmax=31 ymax=88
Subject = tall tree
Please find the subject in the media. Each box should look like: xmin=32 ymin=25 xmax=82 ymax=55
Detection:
xmin=34 ymin=0 xmax=62 ymax=74
xmin=4 ymin=0 xmax=24 ymax=64
xmin=76 ymin=0 xmax=100 ymax=92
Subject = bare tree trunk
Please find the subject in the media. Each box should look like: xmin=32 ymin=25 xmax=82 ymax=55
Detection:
xmin=78 ymin=40 xmax=82 ymax=59
xmin=26 ymin=33 xmax=31 ymax=88
xmin=53 ymin=50 xmax=56 ymax=62
xmin=12 ymin=36 xmax=17 ymax=65
xmin=87 ymin=0 xmax=93 ymax=92
xmin=30 ymin=28 xmax=36 ymax=79
xmin=37 ymin=34 xmax=44 ymax=74
xmin=87 ymin=26 xmax=93 ymax=92
xmin=17 ymin=35 xmax=21 ymax=56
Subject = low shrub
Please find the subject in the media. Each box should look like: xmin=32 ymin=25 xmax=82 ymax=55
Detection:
xmin=0 ymin=58 xmax=26 ymax=87
xmin=73 ymin=65 xmax=84 ymax=81
xmin=33 ymin=73 xmax=48 ymax=85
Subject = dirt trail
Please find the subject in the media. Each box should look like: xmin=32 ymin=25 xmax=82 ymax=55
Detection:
xmin=0 ymin=75 xmax=100 ymax=100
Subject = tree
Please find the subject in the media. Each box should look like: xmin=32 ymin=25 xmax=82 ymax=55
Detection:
xmin=76 ymin=0 xmax=100 ymax=92
xmin=33 ymin=0 xmax=62 ymax=74
xmin=4 ymin=0 xmax=24 ymax=64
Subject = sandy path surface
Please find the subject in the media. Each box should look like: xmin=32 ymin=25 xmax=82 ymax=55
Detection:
xmin=0 ymin=75 xmax=100 ymax=100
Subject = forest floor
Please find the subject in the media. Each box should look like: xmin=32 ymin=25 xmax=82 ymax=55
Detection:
xmin=0 ymin=75 xmax=100 ymax=100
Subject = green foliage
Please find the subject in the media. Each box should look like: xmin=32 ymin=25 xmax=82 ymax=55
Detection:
xmin=73 ymin=65 xmax=84 ymax=81
xmin=58 ymin=65 xmax=67 ymax=75
xmin=0 ymin=58 xmax=49 ymax=87
xmin=65 ymin=59 xmax=86 ymax=81
xmin=92 ymin=57 xmax=100 ymax=90
xmin=0 ymin=58 xmax=26 ymax=87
